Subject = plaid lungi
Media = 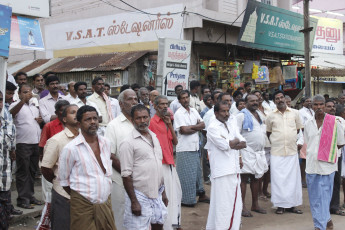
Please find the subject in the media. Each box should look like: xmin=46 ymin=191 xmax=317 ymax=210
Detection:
xmin=176 ymin=151 xmax=205 ymax=205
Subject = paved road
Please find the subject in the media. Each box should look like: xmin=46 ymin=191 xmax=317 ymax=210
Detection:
xmin=9 ymin=182 xmax=345 ymax=229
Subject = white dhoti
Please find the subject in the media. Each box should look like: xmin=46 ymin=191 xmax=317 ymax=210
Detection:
xmin=270 ymin=154 xmax=302 ymax=208
xmin=240 ymin=147 xmax=268 ymax=179
xmin=162 ymin=164 xmax=182 ymax=230
xmin=206 ymin=174 xmax=242 ymax=230
xmin=111 ymin=182 xmax=126 ymax=230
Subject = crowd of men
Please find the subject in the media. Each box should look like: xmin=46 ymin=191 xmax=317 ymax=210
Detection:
xmin=1 ymin=71 xmax=345 ymax=230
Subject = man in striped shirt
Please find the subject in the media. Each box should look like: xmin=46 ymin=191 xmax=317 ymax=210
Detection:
xmin=59 ymin=105 xmax=116 ymax=230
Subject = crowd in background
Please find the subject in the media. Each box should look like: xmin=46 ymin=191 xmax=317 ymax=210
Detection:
xmin=1 ymin=71 xmax=345 ymax=230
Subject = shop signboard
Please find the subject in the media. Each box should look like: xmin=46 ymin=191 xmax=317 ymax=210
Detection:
xmin=10 ymin=15 xmax=45 ymax=51
xmin=312 ymin=76 xmax=345 ymax=83
xmin=238 ymin=0 xmax=317 ymax=55
xmin=45 ymin=4 xmax=184 ymax=51
xmin=157 ymin=38 xmax=191 ymax=100
xmin=0 ymin=4 xmax=12 ymax=57
xmin=311 ymin=16 xmax=343 ymax=55
xmin=0 ymin=0 xmax=49 ymax=18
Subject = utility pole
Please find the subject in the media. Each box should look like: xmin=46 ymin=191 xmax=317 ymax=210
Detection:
xmin=303 ymin=0 xmax=311 ymax=97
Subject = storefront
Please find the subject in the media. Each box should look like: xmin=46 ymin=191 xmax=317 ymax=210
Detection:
xmin=311 ymin=69 xmax=345 ymax=97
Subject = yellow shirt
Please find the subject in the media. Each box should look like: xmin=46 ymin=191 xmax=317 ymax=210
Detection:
xmin=88 ymin=92 xmax=109 ymax=126
xmin=266 ymin=107 xmax=303 ymax=156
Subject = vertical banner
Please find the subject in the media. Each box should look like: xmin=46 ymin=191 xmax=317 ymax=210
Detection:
xmin=157 ymin=38 xmax=191 ymax=101
xmin=0 ymin=4 xmax=12 ymax=57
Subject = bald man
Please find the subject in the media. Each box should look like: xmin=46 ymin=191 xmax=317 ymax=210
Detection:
xmin=149 ymin=90 xmax=160 ymax=117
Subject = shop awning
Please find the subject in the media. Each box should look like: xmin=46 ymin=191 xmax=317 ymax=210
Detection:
xmin=311 ymin=53 xmax=345 ymax=68
xmin=311 ymin=68 xmax=345 ymax=83
xmin=41 ymin=51 xmax=148 ymax=74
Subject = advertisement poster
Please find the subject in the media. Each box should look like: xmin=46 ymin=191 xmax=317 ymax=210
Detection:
xmin=0 ymin=4 xmax=12 ymax=57
xmin=311 ymin=16 xmax=343 ymax=55
xmin=157 ymin=38 xmax=191 ymax=100
xmin=10 ymin=15 xmax=44 ymax=50
xmin=238 ymin=0 xmax=318 ymax=55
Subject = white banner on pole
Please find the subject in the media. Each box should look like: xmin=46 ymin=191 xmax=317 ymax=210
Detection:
xmin=157 ymin=38 xmax=191 ymax=101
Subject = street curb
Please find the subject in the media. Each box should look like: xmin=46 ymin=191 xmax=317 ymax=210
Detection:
xmin=10 ymin=209 xmax=42 ymax=225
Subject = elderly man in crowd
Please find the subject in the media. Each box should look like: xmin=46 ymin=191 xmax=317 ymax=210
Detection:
xmin=174 ymin=90 xmax=209 ymax=207
xmin=39 ymin=75 xmax=66 ymax=123
xmin=149 ymin=90 xmax=160 ymax=117
xmin=138 ymin=87 xmax=150 ymax=109
xmin=205 ymin=101 xmax=246 ymax=230
xmin=105 ymin=89 xmax=138 ymax=230
xmin=266 ymin=90 xmax=303 ymax=215
xmin=59 ymin=106 xmax=116 ymax=230
xmin=120 ymin=104 xmax=168 ymax=230
xmin=304 ymin=95 xmax=345 ymax=230
xmin=9 ymin=84 xmax=43 ymax=209
xmin=237 ymin=94 xmax=268 ymax=217
xmin=64 ymin=81 xmax=77 ymax=102
xmin=41 ymin=104 xmax=79 ymax=229
xmin=149 ymin=95 xmax=182 ymax=230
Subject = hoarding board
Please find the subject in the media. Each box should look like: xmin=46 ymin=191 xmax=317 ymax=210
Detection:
xmin=311 ymin=16 xmax=343 ymax=55
xmin=0 ymin=0 xmax=49 ymax=18
xmin=238 ymin=0 xmax=318 ymax=55
xmin=157 ymin=38 xmax=191 ymax=100
xmin=0 ymin=4 xmax=12 ymax=57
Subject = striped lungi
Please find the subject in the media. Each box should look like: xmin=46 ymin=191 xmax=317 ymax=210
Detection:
xmin=176 ymin=151 xmax=205 ymax=205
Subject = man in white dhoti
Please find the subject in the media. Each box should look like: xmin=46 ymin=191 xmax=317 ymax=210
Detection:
xmin=237 ymin=94 xmax=268 ymax=217
xmin=120 ymin=104 xmax=168 ymax=230
xmin=304 ymin=95 xmax=345 ymax=230
xmin=205 ymin=101 xmax=246 ymax=230
xmin=266 ymin=90 xmax=303 ymax=215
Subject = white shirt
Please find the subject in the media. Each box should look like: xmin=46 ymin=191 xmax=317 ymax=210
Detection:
xmin=104 ymin=113 xmax=134 ymax=185
xmin=58 ymin=134 xmax=112 ymax=204
xmin=205 ymin=118 xmax=245 ymax=178
xmin=230 ymin=102 xmax=239 ymax=115
xmin=9 ymin=100 xmax=41 ymax=144
xmin=189 ymin=94 xmax=201 ymax=113
xmin=304 ymin=116 xmax=345 ymax=175
xmin=174 ymin=106 xmax=203 ymax=152
xmin=203 ymin=107 xmax=214 ymax=130
xmin=170 ymin=98 xmax=181 ymax=114
xmin=88 ymin=93 xmax=110 ymax=126
xmin=64 ymin=94 xmax=78 ymax=103
xmin=236 ymin=111 xmax=265 ymax=151
xmin=109 ymin=97 xmax=121 ymax=118
xmin=70 ymin=97 xmax=101 ymax=115
xmin=299 ymin=107 xmax=314 ymax=126
xmin=262 ymin=100 xmax=276 ymax=111
xmin=39 ymin=93 xmax=66 ymax=123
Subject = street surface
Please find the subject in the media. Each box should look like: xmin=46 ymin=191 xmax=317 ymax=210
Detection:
xmin=9 ymin=183 xmax=345 ymax=230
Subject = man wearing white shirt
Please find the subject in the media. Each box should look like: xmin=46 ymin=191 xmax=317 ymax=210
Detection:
xmin=242 ymin=82 xmax=252 ymax=99
xmin=299 ymin=97 xmax=314 ymax=188
xmin=170 ymin=85 xmax=183 ymax=114
xmin=230 ymin=90 xmax=243 ymax=115
xmin=104 ymin=83 xmax=121 ymax=118
xmin=304 ymin=95 xmax=345 ymax=230
xmin=39 ymin=75 xmax=66 ymax=123
xmin=71 ymin=82 xmax=101 ymax=115
xmin=9 ymin=84 xmax=43 ymax=208
xmin=236 ymin=94 xmax=268 ymax=217
xmin=174 ymin=90 xmax=209 ymax=206
xmin=262 ymin=92 xmax=276 ymax=111
xmin=205 ymin=101 xmax=246 ymax=230
xmin=104 ymin=89 xmax=138 ymax=230
xmin=189 ymin=81 xmax=201 ymax=113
